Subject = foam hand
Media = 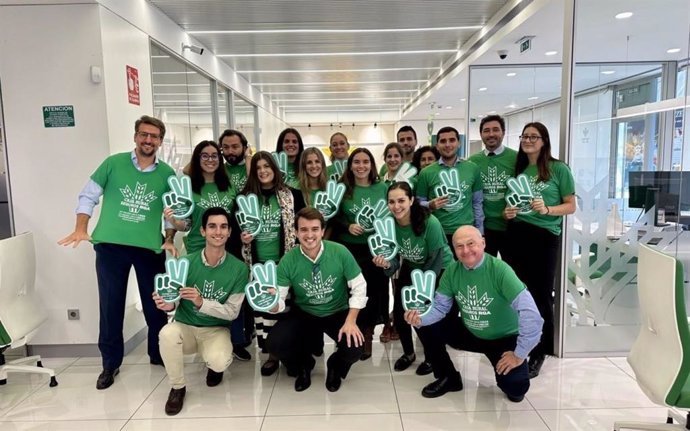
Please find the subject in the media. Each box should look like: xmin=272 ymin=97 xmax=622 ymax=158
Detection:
xmin=329 ymin=159 xmax=347 ymax=181
xmin=245 ymin=260 xmax=279 ymax=312
xmin=314 ymin=180 xmax=345 ymax=220
xmin=271 ymin=152 xmax=289 ymax=178
xmin=505 ymin=174 xmax=535 ymax=214
xmin=393 ymin=162 xmax=418 ymax=185
xmin=154 ymin=257 xmax=190 ymax=303
xmin=434 ymin=170 xmax=463 ymax=211
xmin=235 ymin=193 xmax=263 ymax=236
xmin=401 ymin=269 xmax=436 ymax=317
xmin=367 ymin=216 xmax=398 ymax=260
xmin=356 ymin=199 xmax=391 ymax=232
xmin=162 ymin=175 xmax=194 ymax=218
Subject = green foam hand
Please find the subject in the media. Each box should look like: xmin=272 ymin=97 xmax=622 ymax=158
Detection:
xmin=154 ymin=257 xmax=190 ymax=303
xmin=245 ymin=260 xmax=279 ymax=312
xmin=355 ymin=199 xmax=391 ymax=232
xmin=505 ymin=174 xmax=535 ymax=214
xmin=393 ymin=162 xmax=418 ymax=185
xmin=434 ymin=170 xmax=463 ymax=211
xmin=401 ymin=269 xmax=436 ymax=317
xmin=314 ymin=180 xmax=345 ymax=220
xmin=271 ymin=151 xmax=289 ymax=178
xmin=367 ymin=216 xmax=399 ymax=261
xmin=235 ymin=193 xmax=263 ymax=236
xmin=329 ymin=159 xmax=347 ymax=181
xmin=163 ymin=175 xmax=194 ymax=219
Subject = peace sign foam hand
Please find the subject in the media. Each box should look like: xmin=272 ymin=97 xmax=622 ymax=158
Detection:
xmin=434 ymin=170 xmax=463 ymax=211
xmin=271 ymin=152 xmax=289 ymax=178
xmin=154 ymin=257 xmax=190 ymax=303
xmin=235 ymin=193 xmax=263 ymax=237
xmin=314 ymin=180 xmax=346 ymax=220
xmin=393 ymin=162 xmax=418 ymax=185
xmin=401 ymin=269 xmax=436 ymax=317
xmin=163 ymin=175 xmax=194 ymax=219
xmin=245 ymin=260 xmax=279 ymax=312
xmin=356 ymin=199 xmax=391 ymax=232
xmin=505 ymin=174 xmax=535 ymax=214
xmin=329 ymin=159 xmax=347 ymax=181
xmin=367 ymin=216 xmax=399 ymax=261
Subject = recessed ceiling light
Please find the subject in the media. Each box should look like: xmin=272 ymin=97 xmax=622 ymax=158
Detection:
xmin=601 ymin=70 xmax=616 ymax=75
xmin=667 ymin=48 xmax=681 ymax=54
xmin=505 ymin=104 xmax=518 ymax=109
xmin=528 ymin=96 xmax=539 ymax=100
xmin=460 ymin=98 xmax=466 ymax=102
xmin=478 ymin=87 xmax=488 ymax=92
xmin=545 ymin=51 xmax=558 ymax=56
xmin=445 ymin=106 xmax=453 ymax=109
xmin=506 ymin=72 xmax=517 ymax=77
xmin=488 ymin=110 xmax=497 ymax=114
xmin=434 ymin=112 xmax=441 ymax=116
xmin=615 ymin=12 xmax=633 ymax=19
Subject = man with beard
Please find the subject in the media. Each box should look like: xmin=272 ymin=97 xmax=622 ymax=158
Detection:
xmin=59 ymin=115 xmax=176 ymax=390
xmin=219 ymin=129 xmax=251 ymax=192
xmin=468 ymin=115 xmax=516 ymax=258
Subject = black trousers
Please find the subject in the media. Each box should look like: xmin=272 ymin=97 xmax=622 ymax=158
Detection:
xmin=346 ymin=242 xmax=389 ymax=328
xmin=417 ymin=311 xmax=530 ymax=399
xmin=267 ymin=308 xmax=363 ymax=376
xmin=484 ymin=228 xmax=511 ymax=260
xmin=504 ymin=221 xmax=560 ymax=356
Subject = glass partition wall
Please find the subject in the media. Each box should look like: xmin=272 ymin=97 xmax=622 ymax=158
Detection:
xmin=150 ymin=42 xmax=259 ymax=171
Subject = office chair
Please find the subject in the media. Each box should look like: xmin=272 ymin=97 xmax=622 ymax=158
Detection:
xmin=614 ymin=244 xmax=689 ymax=430
xmin=0 ymin=232 xmax=57 ymax=387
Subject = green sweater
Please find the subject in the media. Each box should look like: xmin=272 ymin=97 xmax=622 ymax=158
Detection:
xmin=468 ymin=147 xmax=517 ymax=232
xmin=184 ymin=183 xmax=235 ymax=253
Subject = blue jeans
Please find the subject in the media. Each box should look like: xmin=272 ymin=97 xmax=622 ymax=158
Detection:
xmin=94 ymin=243 xmax=167 ymax=370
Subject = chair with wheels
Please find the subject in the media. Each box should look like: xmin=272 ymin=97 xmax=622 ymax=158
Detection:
xmin=0 ymin=232 xmax=57 ymax=387
xmin=614 ymin=243 xmax=690 ymax=430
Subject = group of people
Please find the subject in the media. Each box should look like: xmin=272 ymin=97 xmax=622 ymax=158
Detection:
xmin=58 ymin=113 xmax=575 ymax=415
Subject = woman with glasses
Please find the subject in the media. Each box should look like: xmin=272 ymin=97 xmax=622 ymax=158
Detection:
xmin=275 ymin=128 xmax=305 ymax=188
xmin=335 ymin=148 xmax=389 ymax=359
xmin=373 ymin=181 xmax=454 ymax=374
xmin=234 ymin=151 xmax=305 ymax=376
xmin=381 ymin=143 xmax=404 ymax=184
xmin=503 ymin=122 xmax=576 ymax=379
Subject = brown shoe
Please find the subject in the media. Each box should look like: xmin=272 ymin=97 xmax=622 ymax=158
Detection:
xmin=361 ymin=327 xmax=373 ymax=360
xmin=165 ymin=387 xmax=186 ymax=416
xmin=379 ymin=324 xmax=391 ymax=343
xmin=389 ymin=324 xmax=400 ymax=341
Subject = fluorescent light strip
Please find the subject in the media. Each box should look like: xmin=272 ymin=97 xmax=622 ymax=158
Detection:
xmin=153 ymin=84 xmax=209 ymax=87
xmin=189 ymin=26 xmax=482 ymax=35
xmin=153 ymin=93 xmax=214 ymax=96
xmin=151 ymin=55 xmax=171 ymax=58
xmin=218 ymin=49 xmax=455 ymax=58
xmin=153 ymin=100 xmax=211 ymax=103
xmin=152 ymin=71 xmax=198 ymax=75
xmin=274 ymin=97 xmax=406 ymax=102
xmin=265 ymin=89 xmax=416 ymax=95
xmin=257 ymin=80 xmax=427 ymax=86
xmin=237 ymin=67 xmax=439 ymax=73
xmin=286 ymin=108 xmax=399 ymax=112
xmin=281 ymin=103 xmax=402 ymax=108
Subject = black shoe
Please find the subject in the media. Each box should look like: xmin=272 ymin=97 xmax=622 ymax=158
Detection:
xmin=206 ymin=369 xmax=224 ymax=387
xmin=165 ymin=387 xmax=186 ymax=416
xmin=294 ymin=369 xmax=312 ymax=392
xmin=261 ymin=359 xmax=279 ymax=376
xmin=233 ymin=346 xmax=252 ymax=362
xmin=528 ymin=354 xmax=545 ymax=379
xmin=506 ymin=393 xmax=525 ymax=402
xmin=415 ymin=360 xmax=433 ymax=376
xmin=325 ymin=367 xmax=342 ymax=392
xmin=421 ymin=374 xmax=463 ymax=398
xmin=150 ymin=357 xmax=164 ymax=366
xmin=394 ymin=353 xmax=416 ymax=372
xmin=96 ymin=368 xmax=119 ymax=390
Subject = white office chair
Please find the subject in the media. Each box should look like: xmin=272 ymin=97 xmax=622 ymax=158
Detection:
xmin=0 ymin=232 xmax=57 ymax=387
xmin=614 ymin=244 xmax=689 ymax=430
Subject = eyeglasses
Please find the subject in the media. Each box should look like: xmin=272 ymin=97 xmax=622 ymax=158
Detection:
xmin=519 ymin=135 xmax=542 ymax=143
xmin=136 ymin=131 xmax=161 ymax=140
xmin=200 ymin=153 xmax=219 ymax=161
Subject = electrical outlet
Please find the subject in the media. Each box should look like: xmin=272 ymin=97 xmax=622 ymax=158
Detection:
xmin=67 ymin=309 xmax=80 ymax=320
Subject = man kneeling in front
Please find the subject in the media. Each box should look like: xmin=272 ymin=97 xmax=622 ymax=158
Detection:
xmin=405 ymin=225 xmax=543 ymax=402
xmin=153 ymin=207 xmax=249 ymax=415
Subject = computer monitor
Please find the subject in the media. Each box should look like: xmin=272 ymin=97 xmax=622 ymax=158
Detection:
xmin=628 ymin=171 xmax=690 ymax=226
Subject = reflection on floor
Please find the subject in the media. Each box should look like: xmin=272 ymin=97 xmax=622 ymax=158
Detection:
xmin=0 ymin=337 xmax=667 ymax=430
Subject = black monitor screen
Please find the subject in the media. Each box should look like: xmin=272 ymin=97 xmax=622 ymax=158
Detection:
xmin=628 ymin=171 xmax=690 ymax=212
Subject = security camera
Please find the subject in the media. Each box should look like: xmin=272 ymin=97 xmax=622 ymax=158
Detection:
xmin=182 ymin=43 xmax=204 ymax=55
xmin=497 ymin=50 xmax=508 ymax=60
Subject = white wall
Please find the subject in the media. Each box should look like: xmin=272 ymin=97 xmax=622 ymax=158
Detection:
xmin=0 ymin=4 xmax=109 ymax=344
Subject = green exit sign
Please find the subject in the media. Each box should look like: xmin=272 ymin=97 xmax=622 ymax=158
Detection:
xmin=519 ymin=39 xmax=531 ymax=53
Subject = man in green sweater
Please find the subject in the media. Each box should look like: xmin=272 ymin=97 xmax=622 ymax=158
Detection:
xmin=154 ymin=207 xmax=249 ymax=416
xmin=59 ymin=115 xmax=176 ymax=390
xmin=468 ymin=115 xmax=517 ymax=258
xmin=220 ymin=129 xmax=251 ymax=193
xmin=267 ymin=208 xmax=367 ymax=393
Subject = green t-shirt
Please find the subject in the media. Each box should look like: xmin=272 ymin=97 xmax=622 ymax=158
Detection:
xmin=254 ymin=194 xmax=282 ymax=262
xmin=468 ymin=148 xmax=517 ymax=232
xmin=284 ymin=161 xmax=299 ymax=189
xmin=415 ymin=160 xmax=483 ymax=234
xmin=326 ymin=159 xmax=347 ymax=182
xmin=277 ymin=241 xmax=362 ymax=317
xmin=438 ymin=254 xmax=524 ymax=340
xmin=395 ymin=215 xmax=454 ymax=269
xmin=174 ymin=250 xmax=249 ymax=327
xmin=515 ymin=161 xmax=575 ymax=236
xmin=90 ymin=152 xmax=174 ymax=252
xmin=184 ymin=183 xmax=236 ymax=254
xmin=337 ymin=182 xmax=388 ymax=244
xmin=225 ymin=163 xmax=248 ymax=194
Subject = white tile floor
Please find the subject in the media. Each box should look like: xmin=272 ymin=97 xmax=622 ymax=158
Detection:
xmin=0 ymin=337 xmax=673 ymax=430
